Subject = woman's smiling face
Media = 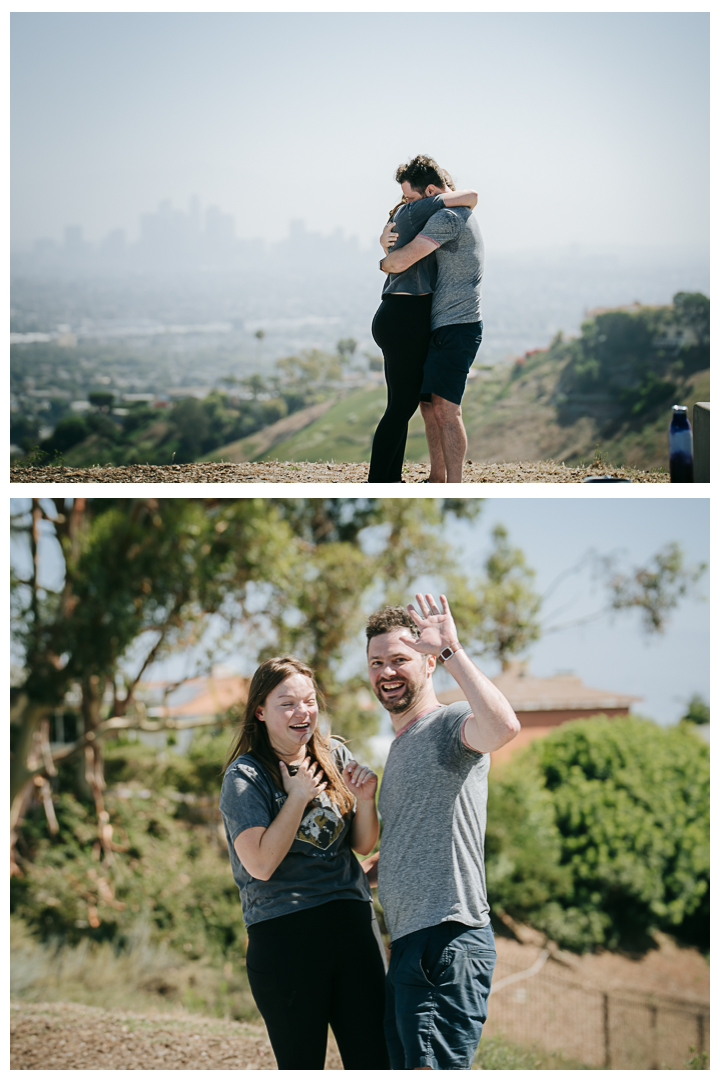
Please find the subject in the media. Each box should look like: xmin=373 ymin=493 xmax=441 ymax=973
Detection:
xmin=256 ymin=672 xmax=319 ymax=761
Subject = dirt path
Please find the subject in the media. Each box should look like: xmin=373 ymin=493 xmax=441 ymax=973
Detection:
xmin=11 ymin=461 xmax=668 ymax=484
xmin=10 ymin=1001 xmax=343 ymax=1070
xmin=206 ymin=399 xmax=340 ymax=463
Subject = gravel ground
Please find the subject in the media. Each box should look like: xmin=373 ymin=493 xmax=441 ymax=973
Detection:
xmin=11 ymin=461 xmax=668 ymax=484
xmin=10 ymin=1001 xmax=343 ymax=1070
xmin=11 ymin=933 xmax=706 ymax=1070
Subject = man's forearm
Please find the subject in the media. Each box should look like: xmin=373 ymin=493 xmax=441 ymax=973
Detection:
xmin=360 ymin=849 xmax=379 ymax=887
xmin=444 ymin=650 xmax=520 ymax=752
xmin=381 ymin=234 xmax=439 ymax=274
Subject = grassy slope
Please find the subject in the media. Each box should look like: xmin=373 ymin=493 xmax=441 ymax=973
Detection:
xmin=50 ymin=361 xmax=709 ymax=471
xmin=250 ymin=361 xmax=709 ymax=470
xmin=262 ymin=385 xmax=389 ymax=463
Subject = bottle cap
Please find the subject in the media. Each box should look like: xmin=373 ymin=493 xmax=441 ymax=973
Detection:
xmin=672 ymin=405 xmax=688 ymax=414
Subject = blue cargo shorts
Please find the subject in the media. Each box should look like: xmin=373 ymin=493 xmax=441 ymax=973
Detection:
xmin=384 ymin=920 xmax=496 ymax=1070
xmin=419 ymin=320 xmax=483 ymax=406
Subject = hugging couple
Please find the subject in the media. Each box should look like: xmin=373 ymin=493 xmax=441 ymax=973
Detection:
xmin=368 ymin=154 xmax=484 ymax=484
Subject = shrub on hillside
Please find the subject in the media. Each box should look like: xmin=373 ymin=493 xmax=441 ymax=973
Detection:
xmin=553 ymin=294 xmax=709 ymax=423
xmin=104 ymin=729 xmax=230 ymax=797
xmin=40 ymin=414 xmax=90 ymax=454
xmin=11 ymin=781 xmax=243 ymax=961
xmin=486 ymin=716 xmax=709 ymax=952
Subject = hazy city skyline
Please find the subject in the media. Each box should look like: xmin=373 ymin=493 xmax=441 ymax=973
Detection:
xmin=12 ymin=12 xmax=709 ymax=253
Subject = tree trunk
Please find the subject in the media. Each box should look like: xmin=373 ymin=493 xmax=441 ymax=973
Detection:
xmin=10 ymin=695 xmax=51 ymax=874
xmin=10 ymin=695 xmax=48 ymax=807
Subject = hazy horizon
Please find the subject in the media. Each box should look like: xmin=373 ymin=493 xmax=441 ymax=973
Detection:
xmin=12 ymin=12 xmax=709 ymax=253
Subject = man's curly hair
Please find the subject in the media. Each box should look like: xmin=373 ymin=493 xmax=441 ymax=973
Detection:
xmin=365 ymin=606 xmax=419 ymax=648
xmin=395 ymin=155 xmax=454 ymax=194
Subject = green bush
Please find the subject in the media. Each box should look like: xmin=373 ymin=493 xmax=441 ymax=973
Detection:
xmin=104 ymin=728 xmax=231 ymax=797
xmin=553 ymin=294 xmax=709 ymax=422
xmin=40 ymin=414 xmax=90 ymax=454
xmin=12 ymin=779 xmax=244 ymax=962
xmin=486 ymin=716 xmax=709 ymax=952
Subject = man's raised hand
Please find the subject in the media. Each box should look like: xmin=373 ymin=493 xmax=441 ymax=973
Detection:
xmin=402 ymin=593 xmax=460 ymax=656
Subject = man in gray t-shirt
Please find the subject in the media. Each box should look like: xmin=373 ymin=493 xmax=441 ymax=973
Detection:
xmin=381 ymin=158 xmax=485 ymax=483
xmin=362 ymin=595 xmax=520 ymax=1070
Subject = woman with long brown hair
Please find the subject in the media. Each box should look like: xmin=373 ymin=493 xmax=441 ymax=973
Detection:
xmin=219 ymin=656 xmax=389 ymax=1070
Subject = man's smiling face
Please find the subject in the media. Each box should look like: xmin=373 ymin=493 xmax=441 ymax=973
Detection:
xmin=367 ymin=629 xmax=433 ymax=715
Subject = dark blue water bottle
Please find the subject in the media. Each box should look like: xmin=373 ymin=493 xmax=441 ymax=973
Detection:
xmin=668 ymin=405 xmax=694 ymax=483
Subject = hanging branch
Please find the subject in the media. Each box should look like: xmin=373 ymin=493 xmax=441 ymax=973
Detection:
xmin=21 ymin=711 xmax=230 ymax=789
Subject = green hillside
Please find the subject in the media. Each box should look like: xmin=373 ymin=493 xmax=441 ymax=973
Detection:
xmin=255 ymin=294 xmax=710 ymax=471
xmin=249 ymin=361 xmax=708 ymax=471
xmin=20 ymin=294 xmax=708 ymax=473
xmin=263 ymin=385 xmax=397 ymax=463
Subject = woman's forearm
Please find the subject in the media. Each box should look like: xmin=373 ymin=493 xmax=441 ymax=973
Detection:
xmin=442 ymin=188 xmax=478 ymax=209
xmin=350 ymin=800 xmax=379 ymax=856
xmin=234 ymin=791 xmax=308 ymax=880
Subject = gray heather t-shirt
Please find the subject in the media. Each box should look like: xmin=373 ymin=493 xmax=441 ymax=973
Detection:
xmin=382 ymin=194 xmax=446 ymax=297
xmin=418 ymin=207 xmax=485 ymax=329
xmin=377 ymin=702 xmax=491 ymax=942
xmin=219 ymin=741 xmax=372 ymax=927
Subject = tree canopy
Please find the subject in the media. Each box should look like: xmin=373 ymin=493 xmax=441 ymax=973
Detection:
xmin=10 ymin=496 xmax=483 ymax=863
xmin=553 ymin=293 xmax=710 ymax=421
xmin=486 ymin=716 xmax=710 ymax=952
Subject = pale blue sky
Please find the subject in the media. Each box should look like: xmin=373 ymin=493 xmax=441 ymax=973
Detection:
xmin=11 ymin=12 xmax=709 ymax=252
xmin=432 ymin=497 xmax=710 ymax=729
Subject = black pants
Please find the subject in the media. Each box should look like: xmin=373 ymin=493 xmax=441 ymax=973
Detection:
xmin=246 ymin=899 xmax=390 ymax=1070
xmin=368 ymin=293 xmax=433 ymax=482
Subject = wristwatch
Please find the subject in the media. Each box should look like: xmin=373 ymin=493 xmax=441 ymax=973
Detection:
xmin=379 ymin=258 xmax=385 ymax=271
xmin=438 ymin=641 xmax=463 ymax=664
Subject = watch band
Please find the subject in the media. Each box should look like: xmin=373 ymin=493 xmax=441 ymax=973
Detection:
xmin=438 ymin=642 xmax=463 ymax=664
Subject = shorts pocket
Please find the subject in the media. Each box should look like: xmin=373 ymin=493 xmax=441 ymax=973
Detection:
xmin=419 ymin=942 xmax=453 ymax=987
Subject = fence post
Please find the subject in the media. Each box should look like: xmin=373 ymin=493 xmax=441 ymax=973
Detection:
xmin=649 ymin=1004 xmax=658 ymax=1069
xmin=697 ymin=1012 xmax=705 ymax=1055
xmin=603 ymin=993 xmax=611 ymax=1069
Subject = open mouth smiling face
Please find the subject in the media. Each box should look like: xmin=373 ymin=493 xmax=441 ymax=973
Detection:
xmin=256 ymin=673 xmax=319 ymax=758
xmin=367 ymin=630 xmax=430 ymax=715
xmin=379 ymin=679 xmax=407 ymax=702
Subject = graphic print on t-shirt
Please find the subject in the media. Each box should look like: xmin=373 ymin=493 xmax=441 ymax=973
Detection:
xmin=297 ymin=801 xmax=344 ymax=849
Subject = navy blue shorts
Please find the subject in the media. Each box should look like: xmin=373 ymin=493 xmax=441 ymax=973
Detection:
xmin=420 ymin=320 xmax=483 ymax=406
xmin=384 ymin=921 xmax=496 ymax=1070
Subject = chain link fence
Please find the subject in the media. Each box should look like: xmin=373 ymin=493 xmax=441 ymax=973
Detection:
xmin=484 ymin=955 xmax=709 ymax=1069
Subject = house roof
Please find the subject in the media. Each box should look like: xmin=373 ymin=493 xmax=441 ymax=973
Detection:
xmin=140 ymin=672 xmax=249 ymax=719
xmin=438 ymin=660 xmax=641 ymax=712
